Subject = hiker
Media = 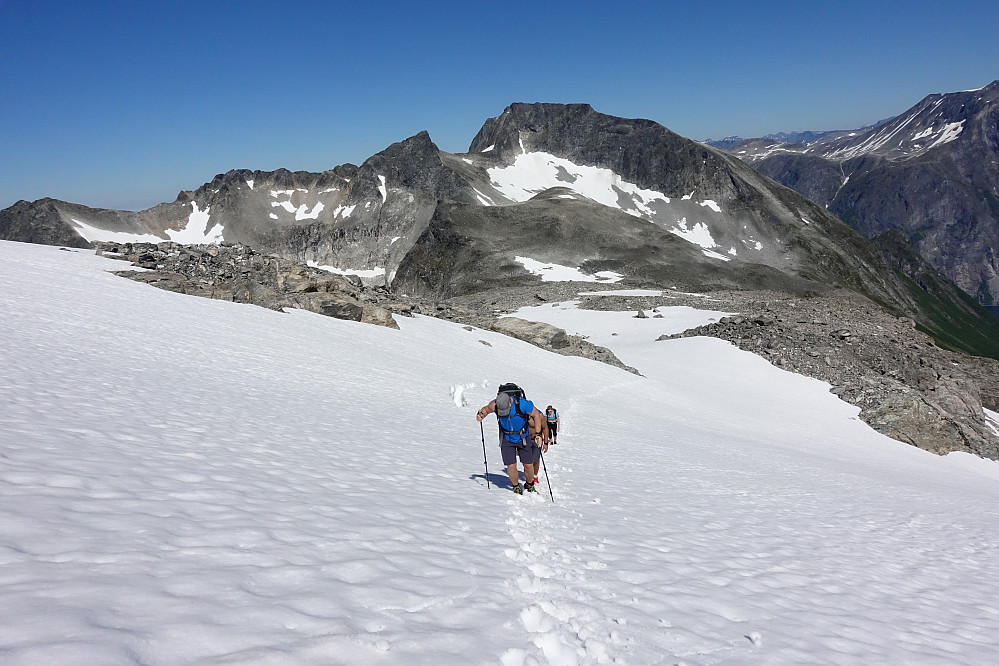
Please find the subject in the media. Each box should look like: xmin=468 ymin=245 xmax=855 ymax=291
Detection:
xmin=476 ymin=383 xmax=548 ymax=494
xmin=545 ymin=405 xmax=560 ymax=445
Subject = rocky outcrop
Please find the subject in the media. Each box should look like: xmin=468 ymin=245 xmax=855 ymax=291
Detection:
xmin=0 ymin=199 xmax=93 ymax=248
xmin=491 ymin=317 xmax=571 ymax=349
xmin=95 ymin=241 xmax=401 ymax=329
xmin=490 ymin=316 xmax=640 ymax=375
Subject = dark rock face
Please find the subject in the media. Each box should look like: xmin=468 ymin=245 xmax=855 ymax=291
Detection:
xmin=392 ymin=197 xmax=826 ymax=301
xmin=872 ymin=229 xmax=999 ymax=360
xmin=730 ymin=81 xmax=999 ymax=306
xmin=0 ymin=199 xmax=95 ymax=248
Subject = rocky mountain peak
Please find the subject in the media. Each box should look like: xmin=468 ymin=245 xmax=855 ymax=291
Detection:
xmin=722 ymin=81 xmax=999 ymax=307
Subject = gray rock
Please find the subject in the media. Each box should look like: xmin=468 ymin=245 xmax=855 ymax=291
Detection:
xmin=98 ymin=241 xmax=399 ymax=329
xmin=491 ymin=317 xmax=570 ymax=349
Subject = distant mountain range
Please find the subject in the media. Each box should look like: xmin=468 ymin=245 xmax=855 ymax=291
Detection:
xmin=710 ymin=81 xmax=999 ymax=306
xmin=4 ymin=101 xmax=999 ymax=358
xmin=705 ymin=120 xmax=892 ymax=152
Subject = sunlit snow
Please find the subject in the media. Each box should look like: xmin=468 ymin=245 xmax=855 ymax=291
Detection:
xmin=487 ymin=152 xmax=670 ymax=218
xmin=72 ymin=205 xmax=224 ymax=246
xmin=702 ymin=249 xmax=732 ymax=261
xmin=307 ymin=260 xmax=386 ymax=279
xmin=245 ymin=179 xmax=254 ymax=189
xmin=271 ymin=200 xmax=324 ymax=221
xmin=5 ymin=242 xmax=999 ymax=664
xmin=670 ymin=217 xmax=717 ymax=251
xmin=71 ymin=218 xmax=164 ymax=244
xmin=165 ymin=202 xmax=224 ymax=244
xmin=377 ymin=175 xmax=387 ymax=203
xmin=472 ymin=188 xmax=496 ymax=206
xmin=515 ymin=256 xmax=623 ymax=283
xmin=929 ymin=120 xmax=966 ymax=148
xmin=334 ymin=204 xmax=357 ymax=219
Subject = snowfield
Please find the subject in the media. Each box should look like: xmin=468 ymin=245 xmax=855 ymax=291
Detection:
xmin=3 ymin=240 xmax=999 ymax=665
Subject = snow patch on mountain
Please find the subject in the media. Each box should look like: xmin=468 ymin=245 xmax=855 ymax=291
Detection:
xmin=71 ymin=219 xmax=164 ymax=244
xmin=515 ymin=256 xmax=623 ymax=283
xmin=71 ymin=202 xmax=223 ymax=245
xmin=702 ymin=248 xmax=732 ymax=261
xmin=306 ymin=261 xmax=386 ymax=278
xmin=271 ymin=200 xmax=325 ymax=221
xmin=928 ymin=120 xmax=966 ymax=148
xmin=671 ymin=218 xmax=717 ymax=250
xmin=165 ymin=203 xmax=223 ymax=244
xmin=487 ymin=152 xmax=671 ymax=218
xmin=334 ymin=204 xmax=356 ymax=219
xmin=473 ymin=188 xmax=496 ymax=206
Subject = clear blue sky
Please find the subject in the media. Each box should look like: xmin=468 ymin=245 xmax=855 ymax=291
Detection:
xmin=2 ymin=0 xmax=997 ymax=211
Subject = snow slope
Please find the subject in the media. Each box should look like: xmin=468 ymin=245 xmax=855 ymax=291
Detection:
xmin=3 ymin=241 xmax=999 ymax=665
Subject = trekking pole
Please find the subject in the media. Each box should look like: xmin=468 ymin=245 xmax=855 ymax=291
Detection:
xmin=539 ymin=445 xmax=554 ymax=503
xmin=480 ymin=421 xmax=490 ymax=489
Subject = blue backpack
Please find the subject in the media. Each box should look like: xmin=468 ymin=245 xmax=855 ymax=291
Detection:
xmin=496 ymin=383 xmax=534 ymax=444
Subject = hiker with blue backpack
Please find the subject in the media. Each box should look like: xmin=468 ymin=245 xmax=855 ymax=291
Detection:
xmin=476 ymin=383 xmax=549 ymax=495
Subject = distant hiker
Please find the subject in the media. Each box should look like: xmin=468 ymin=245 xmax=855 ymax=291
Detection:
xmin=476 ymin=383 xmax=549 ymax=494
xmin=545 ymin=405 xmax=560 ymax=445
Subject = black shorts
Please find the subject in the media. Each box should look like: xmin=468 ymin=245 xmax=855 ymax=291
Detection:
xmin=500 ymin=437 xmax=537 ymax=466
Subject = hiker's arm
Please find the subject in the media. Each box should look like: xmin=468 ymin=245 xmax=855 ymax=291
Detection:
xmin=531 ymin=409 xmax=547 ymax=441
xmin=475 ymin=401 xmax=496 ymax=422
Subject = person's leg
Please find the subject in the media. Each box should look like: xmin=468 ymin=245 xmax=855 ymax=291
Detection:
xmin=534 ymin=441 xmax=542 ymax=481
xmin=507 ymin=463 xmax=520 ymax=487
xmin=501 ymin=442 xmax=522 ymax=490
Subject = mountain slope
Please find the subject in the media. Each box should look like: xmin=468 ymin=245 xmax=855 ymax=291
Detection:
xmin=4 ymin=240 xmax=999 ymax=664
xmin=4 ymin=102 xmax=999 ymax=358
xmin=729 ymin=81 xmax=999 ymax=305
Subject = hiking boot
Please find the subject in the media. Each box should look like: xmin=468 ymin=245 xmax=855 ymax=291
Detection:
xmin=524 ymin=481 xmax=537 ymax=493
xmin=512 ymin=484 xmax=524 ymax=495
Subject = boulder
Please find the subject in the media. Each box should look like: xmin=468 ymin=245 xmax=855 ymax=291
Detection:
xmin=491 ymin=317 xmax=569 ymax=349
